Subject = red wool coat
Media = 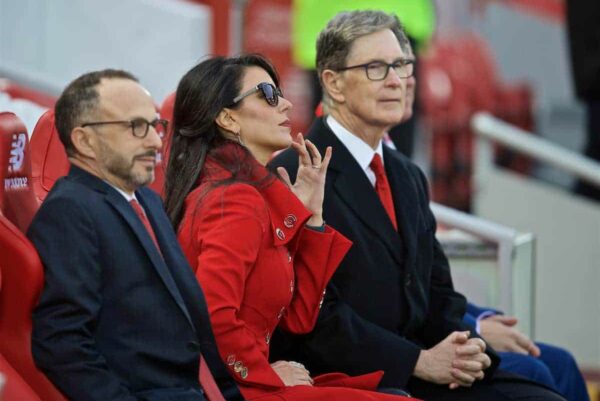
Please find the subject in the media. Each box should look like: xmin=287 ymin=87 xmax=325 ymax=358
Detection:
xmin=178 ymin=145 xmax=414 ymax=401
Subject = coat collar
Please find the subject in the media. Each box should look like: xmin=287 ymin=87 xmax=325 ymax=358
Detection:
xmin=67 ymin=165 xmax=197 ymax=332
xmin=201 ymin=142 xmax=313 ymax=248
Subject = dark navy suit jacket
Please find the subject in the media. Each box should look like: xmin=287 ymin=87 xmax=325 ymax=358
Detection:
xmin=28 ymin=166 xmax=243 ymax=401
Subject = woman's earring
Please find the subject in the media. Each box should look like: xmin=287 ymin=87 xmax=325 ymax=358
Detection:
xmin=235 ymin=131 xmax=245 ymax=146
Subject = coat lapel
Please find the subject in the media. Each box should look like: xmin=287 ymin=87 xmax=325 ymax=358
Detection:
xmin=101 ymin=187 xmax=196 ymax=333
xmin=383 ymin=145 xmax=418 ymax=269
xmin=308 ymin=119 xmax=405 ymax=266
xmin=68 ymin=166 xmax=197 ymax=331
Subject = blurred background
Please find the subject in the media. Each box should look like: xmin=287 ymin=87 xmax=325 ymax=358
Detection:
xmin=1 ymin=0 xmax=598 ymax=395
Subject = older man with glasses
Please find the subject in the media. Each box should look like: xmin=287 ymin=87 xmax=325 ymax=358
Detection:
xmin=271 ymin=10 xmax=565 ymax=401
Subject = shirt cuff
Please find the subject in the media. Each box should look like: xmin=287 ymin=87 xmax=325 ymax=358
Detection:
xmin=306 ymin=221 xmax=326 ymax=232
xmin=475 ymin=310 xmax=498 ymax=335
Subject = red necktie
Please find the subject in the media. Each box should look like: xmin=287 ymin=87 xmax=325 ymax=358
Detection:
xmin=370 ymin=154 xmax=397 ymax=230
xmin=200 ymin=356 xmax=226 ymax=401
xmin=129 ymin=199 xmax=161 ymax=252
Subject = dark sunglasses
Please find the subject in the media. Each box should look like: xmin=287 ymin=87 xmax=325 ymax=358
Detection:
xmin=232 ymin=82 xmax=283 ymax=107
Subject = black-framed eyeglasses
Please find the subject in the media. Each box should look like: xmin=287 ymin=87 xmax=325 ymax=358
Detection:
xmin=81 ymin=118 xmax=169 ymax=138
xmin=337 ymin=59 xmax=415 ymax=81
xmin=232 ymin=82 xmax=283 ymax=107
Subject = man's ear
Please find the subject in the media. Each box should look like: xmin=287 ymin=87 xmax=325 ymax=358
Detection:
xmin=215 ymin=108 xmax=240 ymax=135
xmin=321 ymin=69 xmax=345 ymax=104
xmin=70 ymin=127 xmax=97 ymax=159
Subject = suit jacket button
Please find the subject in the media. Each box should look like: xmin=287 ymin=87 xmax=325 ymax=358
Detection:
xmin=240 ymin=366 xmax=249 ymax=379
xmin=187 ymin=341 xmax=201 ymax=352
xmin=233 ymin=361 xmax=243 ymax=373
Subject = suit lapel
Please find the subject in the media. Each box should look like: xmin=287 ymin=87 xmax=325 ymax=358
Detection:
xmin=105 ymin=189 xmax=196 ymax=333
xmin=309 ymin=119 xmax=405 ymax=266
xmin=383 ymin=146 xmax=418 ymax=268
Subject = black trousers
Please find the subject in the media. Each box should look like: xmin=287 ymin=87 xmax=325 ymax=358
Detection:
xmin=574 ymin=100 xmax=600 ymax=201
xmin=408 ymin=370 xmax=566 ymax=401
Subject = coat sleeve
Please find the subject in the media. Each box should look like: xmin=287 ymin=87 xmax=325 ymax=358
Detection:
xmin=279 ymin=283 xmax=424 ymax=389
xmin=27 ymin=197 xmax=138 ymax=401
xmin=279 ymin=226 xmax=352 ymax=334
xmin=191 ymin=184 xmax=285 ymax=389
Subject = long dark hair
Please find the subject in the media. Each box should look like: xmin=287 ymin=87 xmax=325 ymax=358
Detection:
xmin=164 ymin=54 xmax=280 ymax=231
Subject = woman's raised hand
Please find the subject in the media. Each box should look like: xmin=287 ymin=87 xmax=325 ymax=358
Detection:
xmin=277 ymin=133 xmax=332 ymax=227
xmin=271 ymin=360 xmax=314 ymax=387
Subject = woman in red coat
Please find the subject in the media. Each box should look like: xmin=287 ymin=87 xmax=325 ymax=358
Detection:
xmin=163 ymin=55 xmax=415 ymax=401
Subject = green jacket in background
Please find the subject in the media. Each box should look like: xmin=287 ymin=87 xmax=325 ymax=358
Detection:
xmin=292 ymin=0 xmax=435 ymax=68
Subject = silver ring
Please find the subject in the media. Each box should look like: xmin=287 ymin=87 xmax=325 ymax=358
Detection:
xmin=311 ymin=165 xmax=321 ymax=169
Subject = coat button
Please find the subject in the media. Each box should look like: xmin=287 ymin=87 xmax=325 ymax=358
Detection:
xmin=265 ymin=331 xmax=271 ymax=344
xmin=276 ymin=228 xmax=286 ymax=240
xmin=233 ymin=361 xmax=243 ymax=373
xmin=284 ymin=214 xmax=297 ymax=228
xmin=240 ymin=366 xmax=249 ymax=379
xmin=287 ymin=251 xmax=292 ymax=263
xmin=186 ymin=341 xmax=201 ymax=352
xmin=226 ymin=355 xmax=236 ymax=366
xmin=290 ymin=279 xmax=294 ymax=293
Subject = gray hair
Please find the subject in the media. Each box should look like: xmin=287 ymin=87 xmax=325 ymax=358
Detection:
xmin=316 ymin=10 xmax=409 ymax=105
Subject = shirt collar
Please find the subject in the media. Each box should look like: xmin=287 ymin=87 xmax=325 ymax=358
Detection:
xmin=326 ymin=115 xmax=384 ymax=173
xmin=105 ymin=181 xmax=138 ymax=202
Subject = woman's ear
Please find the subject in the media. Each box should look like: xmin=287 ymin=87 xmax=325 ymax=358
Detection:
xmin=215 ymin=108 xmax=240 ymax=135
xmin=321 ymin=69 xmax=345 ymax=104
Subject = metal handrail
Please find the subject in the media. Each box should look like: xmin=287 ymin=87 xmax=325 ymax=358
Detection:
xmin=472 ymin=112 xmax=600 ymax=188
xmin=431 ymin=202 xmax=529 ymax=313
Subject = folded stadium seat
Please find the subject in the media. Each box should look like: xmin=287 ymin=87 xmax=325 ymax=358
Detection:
xmin=0 ymin=215 xmax=66 ymax=401
xmin=29 ymin=110 xmax=69 ymax=202
xmin=0 ymin=112 xmax=40 ymax=232
xmin=0 ymin=353 xmax=41 ymax=401
xmin=155 ymin=92 xmax=177 ymax=197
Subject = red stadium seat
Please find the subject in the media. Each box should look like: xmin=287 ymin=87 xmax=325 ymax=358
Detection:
xmin=0 ymin=353 xmax=41 ymax=401
xmin=0 ymin=215 xmax=66 ymax=401
xmin=0 ymin=112 xmax=40 ymax=232
xmin=29 ymin=110 xmax=69 ymax=202
xmin=154 ymin=92 xmax=177 ymax=197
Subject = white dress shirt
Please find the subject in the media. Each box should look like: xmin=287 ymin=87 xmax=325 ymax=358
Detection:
xmin=326 ymin=115 xmax=385 ymax=187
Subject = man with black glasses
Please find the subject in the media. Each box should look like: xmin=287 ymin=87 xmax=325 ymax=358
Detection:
xmin=271 ymin=10 xmax=565 ymax=401
xmin=28 ymin=69 xmax=243 ymax=401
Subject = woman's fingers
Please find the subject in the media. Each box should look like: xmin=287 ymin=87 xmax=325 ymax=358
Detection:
xmin=321 ymin=146 xmax=332 ymax=171
xmin=305 ymin=139 xmax=322 ymax=167
xmin=277 ymin=167 xmax=292 ymax=187
xmin=295 ymin=133 xmax=312 ymax=166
